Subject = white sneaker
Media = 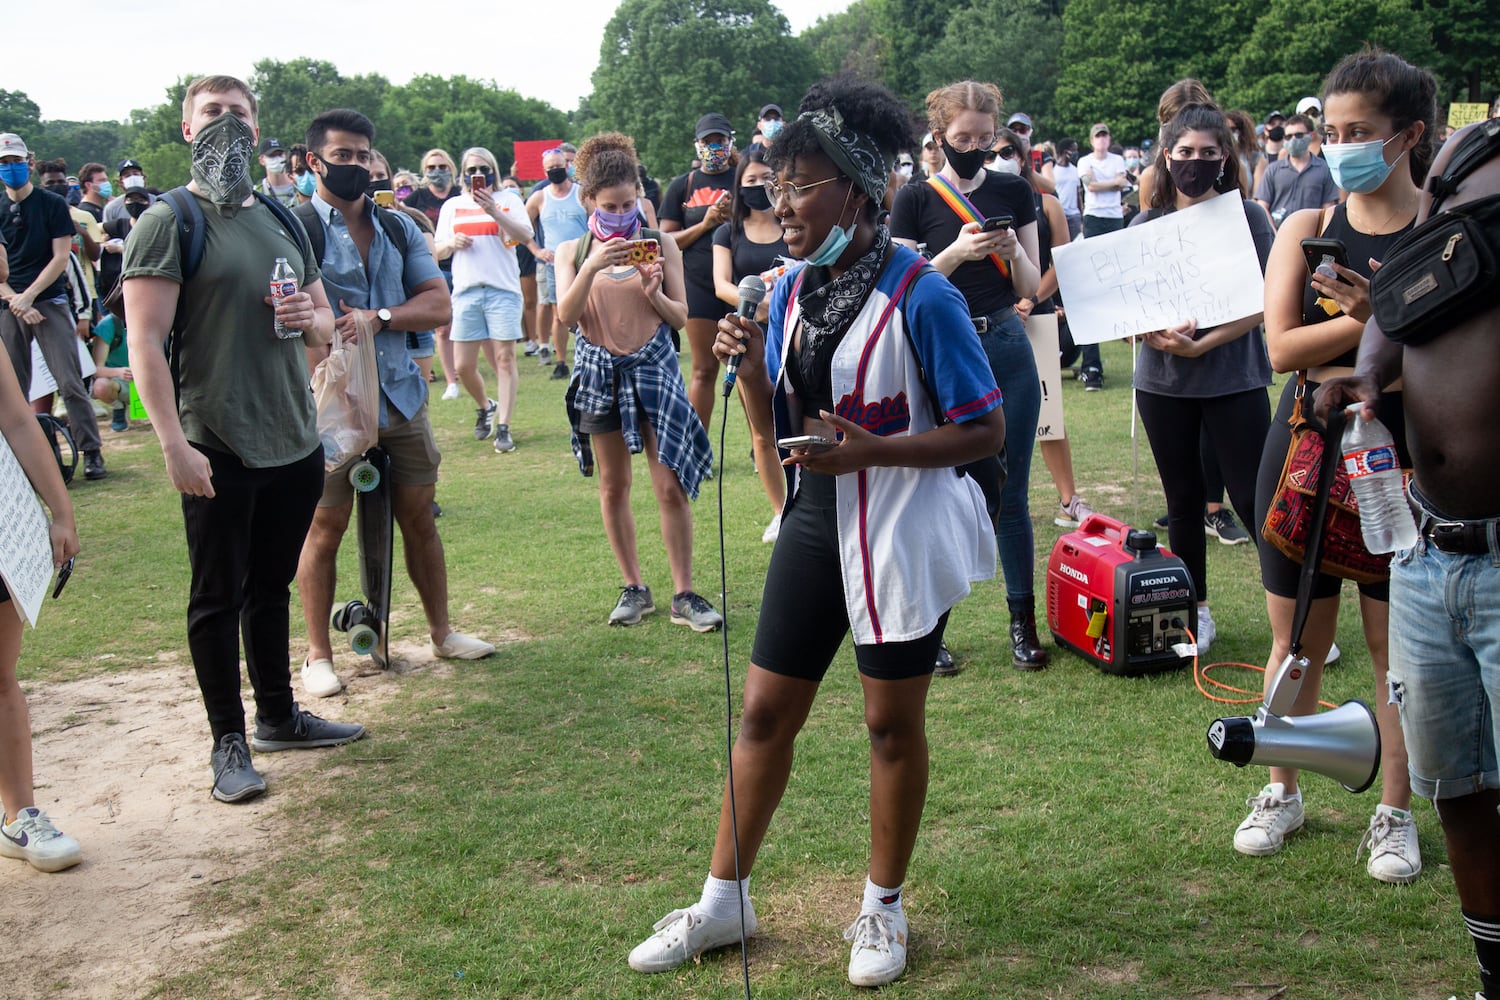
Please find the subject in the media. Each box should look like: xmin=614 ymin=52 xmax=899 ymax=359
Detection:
xmin=628 ymin=902 xmax=756 ymax=973
xmin=1326 ymin=641 xmax=1341 ymax=666
xmin=301 ymin=657 xmax=343 ymax=698
xmin=845 ymin=909 xmax=909 ymax=987
xmin=1 ymin=807 xmax=82 ymax=872
xmin=431 ymin=631 xmax=496 ymax=660
xmin=1359 ymin=805 xmax=1422 ymax=884
xmin=1234 ymin=782 xmax=1305 ymax=856
xmin=1196 ymin=605 xmax=1217 ymax=655
xmin=761 ymin=514 xmax=781 ymax=544
xmin=440 ymin=382 xmax=461 ymax=401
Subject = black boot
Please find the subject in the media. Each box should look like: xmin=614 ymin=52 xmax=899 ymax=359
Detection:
xmin=1008 ymin=600 xmax=1048 ymax=671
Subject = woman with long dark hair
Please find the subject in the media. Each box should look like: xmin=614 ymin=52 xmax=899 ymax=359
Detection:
xmin=627 ymin=75 xmax=1003 ymax=987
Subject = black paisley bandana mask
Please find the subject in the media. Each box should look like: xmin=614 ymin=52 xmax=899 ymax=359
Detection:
xmin=191 ymin=113 xmax=256 ymax=207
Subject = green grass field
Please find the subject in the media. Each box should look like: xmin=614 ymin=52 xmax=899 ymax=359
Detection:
xmin=20 ymin=338 xmax=1475 ymax=998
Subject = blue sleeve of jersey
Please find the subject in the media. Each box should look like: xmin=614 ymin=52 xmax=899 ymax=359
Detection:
xmin=902 ymin=269 xmax=1003 ymax=423
xmin=764 ymin=263 xmax=803 ymax=385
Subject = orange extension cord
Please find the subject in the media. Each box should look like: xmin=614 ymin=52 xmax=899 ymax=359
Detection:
xmin=1186 ymin=626 xmax=1339 ymax=710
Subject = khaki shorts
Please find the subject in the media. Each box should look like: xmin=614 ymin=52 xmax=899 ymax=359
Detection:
xmin=320 ymin=401 xmax=442 ymax=507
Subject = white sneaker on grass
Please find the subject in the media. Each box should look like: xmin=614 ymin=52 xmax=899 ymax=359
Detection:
xmin=440 ymin=382 xmax=461 ymax=401
xmin=301 ymin=657 xmax=343 ymax=698
xmin=845 ymin=909 xmax=909 ymax=987
xmin=1 ymin=807 xmax=82 ymax=872
xmin=628 ymin=902 xmax=756 ymax=973
xmin=1234 ymin=782 xmax=1304 ymax=856
xmin=431 ymin=631 xmax=496 ymax=660
xmin=762 ymin=513 xmax=781 ymax=544
xmin=1326 ymin=641 xmax=1341 ymax=666
xmin=1359 ymin=804 xmax=1422 ymax=884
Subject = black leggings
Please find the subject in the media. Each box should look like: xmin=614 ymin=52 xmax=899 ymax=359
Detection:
xmin=1136 ymin=387 xmax=1269 ymax=602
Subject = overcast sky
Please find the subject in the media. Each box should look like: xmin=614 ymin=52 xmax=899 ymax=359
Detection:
xmin=9 ymin=0 xmax=852 ymax=124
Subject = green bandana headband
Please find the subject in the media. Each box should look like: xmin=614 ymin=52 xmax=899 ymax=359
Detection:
xmin=801 ymin=107 xmax=890 ymax=205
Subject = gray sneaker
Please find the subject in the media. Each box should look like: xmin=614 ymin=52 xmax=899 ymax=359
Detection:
xmin=1205 ymin=508 xmax=1250 ymax=545
xmin=494 ymin=424 xmax=516 ymax=453
xmin=211 ymin=733 xmax=267 ymax=803
xmin=609 ymin=585 xmax=655 ymax=626
xmin=670 ymin=591 xmax=724 ymax=632
xmin=250 ymin=704 xmax=366 ymax=752
xmin=474 ymin=399 xmax=497 ymax=440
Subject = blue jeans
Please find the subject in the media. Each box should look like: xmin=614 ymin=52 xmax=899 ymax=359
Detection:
xmin=977 ymin=312 xmax=1040 ymax=603
xmin=1387 ymin=532 xmax=1500 ymax=801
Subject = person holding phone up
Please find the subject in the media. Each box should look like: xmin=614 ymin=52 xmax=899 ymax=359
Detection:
xmin=1238 ymin=50 xmax=1434 ymax=880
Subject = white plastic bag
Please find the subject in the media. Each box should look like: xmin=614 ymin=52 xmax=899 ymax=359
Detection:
xmin=311 ymin=312 xmax=380 ymax=472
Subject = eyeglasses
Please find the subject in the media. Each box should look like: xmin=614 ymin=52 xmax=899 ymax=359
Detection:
xmin=944 ymin=134 xmax=995 ymax=154
xmin=423 ymin=163 xmax=447 ymax=171
xmin=764 ymin=175 xmax=845 ymax=204
xmin=465 ymin=165 xmax=489 ymax=175
xmin=1009 ymin=123 xmax=1032 ymax=135
xmin=995 ymin=145 xmax=1019 ymax=160
xmin=1283 ymin=130 xmax=1310 ymax=139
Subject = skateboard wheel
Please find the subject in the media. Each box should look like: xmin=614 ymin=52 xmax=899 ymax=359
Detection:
xmin=331 ymin=599 xmax=369 ymax=632
xmin=349 ymin=460 xmax=380 ymax=492
xmin=349 ymin=624 xmax=378 ymax=656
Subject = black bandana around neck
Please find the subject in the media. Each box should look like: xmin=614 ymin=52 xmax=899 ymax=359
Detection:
xmin=795 ymin=225 xmax=894 ymax=392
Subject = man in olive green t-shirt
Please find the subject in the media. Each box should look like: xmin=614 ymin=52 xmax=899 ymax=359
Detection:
xmin=123 ymin=74 xmax=365 ymax=806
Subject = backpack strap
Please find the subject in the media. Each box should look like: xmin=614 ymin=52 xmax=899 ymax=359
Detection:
xmin=292 ymin=201 xmax=326 ymax=265
xmin=158 ymin=187 xmax=207 ymax=405
xmin=1428 ymin=118 xmax=1500 ymax=214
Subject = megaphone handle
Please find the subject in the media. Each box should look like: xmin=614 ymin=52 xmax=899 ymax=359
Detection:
xmin=1288 ymin=397 xmax=1346 ymax=656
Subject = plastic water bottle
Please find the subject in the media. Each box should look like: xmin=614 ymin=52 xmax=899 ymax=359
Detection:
xmin=269 ymin=257 xmax=300 ymax=339
xmin=1341 ymin=403 xmax=1417 ymax=553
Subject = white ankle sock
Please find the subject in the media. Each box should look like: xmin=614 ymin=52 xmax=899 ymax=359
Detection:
xmin=699 ymin=874 xmax=750 ymax=920
xmin=863 ymin=877 xmax=903 ymax=914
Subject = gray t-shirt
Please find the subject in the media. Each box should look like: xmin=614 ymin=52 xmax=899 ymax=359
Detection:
xmin=122 ymin=191 xmax=322 ymax=468
xmin=1130 ymin=198 xmax=1274 ymax=399
xmin=1253 ymin=155 xmax=1339 ymax=225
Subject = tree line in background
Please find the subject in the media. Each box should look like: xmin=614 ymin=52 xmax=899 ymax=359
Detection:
xmin=4 ymin=0 xmax=1495 ymax=189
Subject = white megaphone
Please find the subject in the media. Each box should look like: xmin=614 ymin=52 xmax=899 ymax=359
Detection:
xmin=1206 ymin=651 xmax=1381 ymax=793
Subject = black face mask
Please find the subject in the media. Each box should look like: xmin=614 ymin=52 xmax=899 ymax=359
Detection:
xmin=740 ymin=184 xmax=772 ymax=212
xmin=1266 ymin=125 xmax=1285 ymax=142
xmin=1167 ymin=158 xmax=1221 ymax=199
xmin=44 ymin=181 xmax=68 ymax=195
xmin=319 ymin=160 xmax=371 ymax=202
xmin=941 ymin=140 xmax=989 ymax=181
xmin=366 ymin=178 xmax=393 ymax=194
xmin=125 ymin=201 xmax=148 ymax=219
xmin=546 ymin=167 xmax=568 ymax=185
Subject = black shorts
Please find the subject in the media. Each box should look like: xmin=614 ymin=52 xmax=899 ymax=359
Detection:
xmin=1255 ymin=378 xmax=1407 ymax=602
xmin=751 ymin=472 xmax=948 ymax=681
xmin=517 ymin=243 xmax=537 ymax=278
xmin=684 ymin=264 xmax=732 ymax=322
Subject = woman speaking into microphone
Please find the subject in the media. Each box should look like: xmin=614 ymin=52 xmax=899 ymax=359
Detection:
xmin=626 ymin=74 xmax=1003 ymax=988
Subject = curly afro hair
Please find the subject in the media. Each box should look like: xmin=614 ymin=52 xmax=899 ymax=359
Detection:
xmin=574 ymin=132 xmax=639 ymax=199
xmin=766 ymin=73 xmax=918 ymax=204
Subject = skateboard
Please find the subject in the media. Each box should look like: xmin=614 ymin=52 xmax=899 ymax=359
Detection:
xmin=331 ymin=446 xmax=392 ymax=667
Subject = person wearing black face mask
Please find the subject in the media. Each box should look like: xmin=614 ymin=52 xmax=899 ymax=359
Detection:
xmin=37 ymin=159 xmax=105 ymax=324
xmin=1127 ymin=102 xmax=1274 ymax=657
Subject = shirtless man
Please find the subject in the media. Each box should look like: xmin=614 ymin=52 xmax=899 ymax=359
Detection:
xmin=1317 ymin=118 xmax=1500 ymax=1000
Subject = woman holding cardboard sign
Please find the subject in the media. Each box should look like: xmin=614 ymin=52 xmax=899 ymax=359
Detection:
xmin=1129 ymin=102 xmax=1274 ymax=656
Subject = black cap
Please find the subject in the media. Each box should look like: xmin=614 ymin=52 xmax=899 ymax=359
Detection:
xmin=260 ymin=138 xmax=286 ymax=154
xmin=695 ymin=112 xmax=735 ymax=140
xmin=758 ymin=103 xmax=783 ymax=120
xmin=118 ymin=158 xmax=143 ymax=173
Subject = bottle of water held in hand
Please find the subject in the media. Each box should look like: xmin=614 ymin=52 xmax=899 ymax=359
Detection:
xmin=1341 ymin=403 xmax=1417 ymax=553
xmin=269 ymin=257 xmax=300 ymax=339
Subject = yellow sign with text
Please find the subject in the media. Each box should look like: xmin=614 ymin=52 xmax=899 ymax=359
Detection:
xmin=1448 ymin=103 xmax=1491 ymax=129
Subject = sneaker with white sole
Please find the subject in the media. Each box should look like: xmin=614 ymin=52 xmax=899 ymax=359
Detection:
xmin=761 ymin=513 xmax=781 ymax=544
xmin=250 ymin=704 xmax=365 ymax=752
xmin=440 ymin=382 xmax=461 ymax=400
xmin=431 ymin=631 xmax=496 ymax=660
xmin=1204 ymin=508 xmax=1250 ymax=545
xmin=1326 ymin=641 xmax=1341 ymax=666
xmin=493 ymin=425 xmax=515 ymax=453
xmin=523 ymin=341 xmax=540 ymax=356
xmin=1 ymin=806 xmax=82 ymax=872
xmin=474 ymin=399 xmax=497 ymax=440
xmin=1196 ymin=605 xmax=1217 ymax=655
xmin=210 ymin=733 xmax=267 ymax=803
xmin=845 ymin=909 xmax=909 ymax=987
xmin=609 ymin=585 xmax=655 ymax=625
xmin=301 ymin=657 xmax=343 ymax=698
xmin=671 ymin=591 xmax=723 ymax=632
xmin=628 ymin=902 xmax=756 ymax=973
xmin=1054 ymin=494 xmax=1094 ymax=528
xmin=1359 ymin=804 xmax=1422 ymax=884
xmin=537 ymin=345 xmax=553 ymax=365
xmin=1234 ymin=782 xmax=1304 ymax=856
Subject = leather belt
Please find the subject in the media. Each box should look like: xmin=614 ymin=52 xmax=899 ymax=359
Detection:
xmin=1410 ymin=482 xmax=1500 ymax=555
xmin=971 ymin=306 xmax=1015 ymax=334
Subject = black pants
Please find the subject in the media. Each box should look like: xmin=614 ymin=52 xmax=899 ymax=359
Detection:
xmin=182 ymin=443 xmax=323 ymax=742
xmin=1136 ymin=387 xmax=1269 ymax=601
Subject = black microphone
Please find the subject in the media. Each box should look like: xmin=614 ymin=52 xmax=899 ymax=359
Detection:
xmin=722 ymin=274 xmax=768 ymax=398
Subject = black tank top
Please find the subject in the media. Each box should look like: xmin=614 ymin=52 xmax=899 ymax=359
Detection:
xmin=1300 ymin=203 xmax=1413 ymax=366
xmin=1031 ymin=189 xmax=1056 ymax=315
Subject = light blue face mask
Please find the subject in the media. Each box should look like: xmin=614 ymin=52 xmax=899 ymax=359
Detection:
xmin=805 ymin=183 xmax=857 ymax=267
xmin=761 ymin=119 xmax=784 ymax=140
xmin=1323 ymin=131 xmax=1404 ymax=194
xmin=294 ymin=171 xmax=317 ymax=196
xmin=97 ymin=180 xmax=114 ymax=198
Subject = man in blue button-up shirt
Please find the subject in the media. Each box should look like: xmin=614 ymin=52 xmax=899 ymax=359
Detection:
xmin=294 ymin=108 xmax=496 ymax=698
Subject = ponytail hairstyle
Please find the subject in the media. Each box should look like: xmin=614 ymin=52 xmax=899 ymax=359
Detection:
xmin=1150 ymin=102 xmax=1241 ymax=211
xmin=1321 ymin=46 xmax=1437 ymax=185
xmin=574 ymin=132 xmax=640 ymax=200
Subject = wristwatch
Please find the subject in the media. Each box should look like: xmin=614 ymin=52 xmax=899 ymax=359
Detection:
xmin=376 ymin=308 xmax=393 ymax=332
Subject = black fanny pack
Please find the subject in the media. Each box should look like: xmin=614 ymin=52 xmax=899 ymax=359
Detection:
xmin=1370 ymin=118 xmax=1500 ymax=346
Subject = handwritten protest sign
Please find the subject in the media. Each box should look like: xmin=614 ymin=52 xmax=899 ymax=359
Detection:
xmin=1448 ymin=103 xmax=1491 ymax=129
xmin=0 ymin=433 xmax=56 ymax=627
xmin=1052 ymin=192 xmax=1264 ymax=345
xmin=1024 ymin=312 xmax=1064 ymax=441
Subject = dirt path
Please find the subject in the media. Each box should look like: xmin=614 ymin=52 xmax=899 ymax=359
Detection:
xmin=3 ymin=646 xmax=435 ymax=998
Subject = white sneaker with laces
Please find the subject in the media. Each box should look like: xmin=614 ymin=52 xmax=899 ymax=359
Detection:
xmin=1196 ymin=605 xmax=1217 ymax=655
xmin=1 ymin=806 xmax=82 ymax=872
xmin=627 ymin=902 xmax=756 ymax=973
xmin=301 ymin=657 xmax=343 ymax=698
xmin=1234 ymin=782 xmax=1304 ymax=856
xmin=440 ymin=382 xmax=461 ymax=400
xmin=1359 ymin=804 xmax=1422 ymax=884
xmin=761 ymin=513 xmax=781 ymax=544
xmin=845 ymin=909 xmax=909 ymax=987
xmin=431 ymin=631 xmax=496 ymax=660
xmin=1326 ymin=641 xmax=1341 ymax=666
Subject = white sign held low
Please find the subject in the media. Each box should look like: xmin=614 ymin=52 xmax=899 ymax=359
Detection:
xmin=0 ymin=433 xmax=57 ymax=627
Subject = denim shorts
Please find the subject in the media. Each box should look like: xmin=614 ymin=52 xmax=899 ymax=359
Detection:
xmin=451 ymin=285 xmax=522 ymax=342
xmin=1387 ymin=531 xmax=1500 ymax=801
xmin=408 ymin=329 xmax=435 ymax=359
xmin=538 ymin=261 xmax=558 ymax=305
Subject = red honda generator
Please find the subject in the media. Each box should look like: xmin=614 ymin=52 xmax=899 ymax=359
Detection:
xmin=1046 ymin=513 xmax=1197 ymax=676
